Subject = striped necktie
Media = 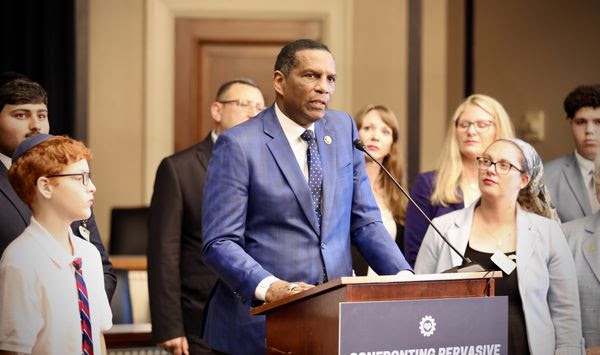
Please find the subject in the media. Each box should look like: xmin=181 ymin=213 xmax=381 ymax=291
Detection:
xmin=73 ymin=257 xmax=94 ymax=355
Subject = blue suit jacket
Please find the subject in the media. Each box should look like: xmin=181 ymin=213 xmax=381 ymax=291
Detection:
xmin=563 ymin=213 xmax=600 ymax=347
xmin=201 ymin=106 xmax=411 ymax=354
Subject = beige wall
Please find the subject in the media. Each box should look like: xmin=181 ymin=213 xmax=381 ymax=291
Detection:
xmin=474 ymin=0 xmax=600 ymax=161
xmin=88 ymin=0 xmax=600 ymax=246
xmin=420 ymin=0 xmax=449 ymax=172
xmin=86 ymin=0 xmax=446 ymax=245
xmin=352 ymin=0 xmax=408 ymax=155
xmin=89 ymin=0 xmax=145 ymax=246
xmin=89 ymin=0 xmax=360 ymax=245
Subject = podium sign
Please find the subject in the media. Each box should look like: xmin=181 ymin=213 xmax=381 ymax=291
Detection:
xmin=339 ymin=297 xmax=508 ymax=355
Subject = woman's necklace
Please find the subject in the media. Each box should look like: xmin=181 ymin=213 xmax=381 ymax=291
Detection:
xmin=476 ymin=216 xmax=517 ymax=274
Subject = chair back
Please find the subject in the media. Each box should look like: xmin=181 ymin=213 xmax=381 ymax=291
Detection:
xmin=109 ymin=207 xmax=149 ymax=255
xmin=110 ymin=269 xmax=133 ymax=324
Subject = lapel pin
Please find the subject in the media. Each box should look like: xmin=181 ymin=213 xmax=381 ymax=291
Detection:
xmin=78 ymin=225 xmax=90 ymax=242
xmin=324 ymin=135 xmax=332 ymax=145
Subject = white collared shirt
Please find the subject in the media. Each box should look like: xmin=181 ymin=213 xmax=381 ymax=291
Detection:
xmin=0 ymin=217 xmax=112 ymax=354
xmin=0 ymin=152 xmax=11 ymax=170
xmin=574 ymin=150 xmax=600 ymax=213
xmin=274 ymin=102 xmax=314 ymax=181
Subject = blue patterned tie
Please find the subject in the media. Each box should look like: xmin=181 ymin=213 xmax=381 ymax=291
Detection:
xmin=300 ymin=130 xmax=323 ymax=229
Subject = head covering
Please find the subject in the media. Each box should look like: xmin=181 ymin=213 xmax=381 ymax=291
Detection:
xmin=498 ymin=137 xmax=559 ymax=221
xmin=499 ymin=137 xmax=542 ymax=189
xmin=12 ymin=133 xmax=53 ymax=161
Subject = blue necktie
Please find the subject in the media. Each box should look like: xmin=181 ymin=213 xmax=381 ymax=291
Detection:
xmin=300 ymin=130 xmax=323 ymax=229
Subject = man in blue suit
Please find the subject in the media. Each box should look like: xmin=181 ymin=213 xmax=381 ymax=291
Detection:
xmin=201 ymin=39 xmax=412 ymax=354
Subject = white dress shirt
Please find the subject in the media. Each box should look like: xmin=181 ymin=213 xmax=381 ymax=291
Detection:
xmin=0 ymin=218 xmax=112 ymax=354
xmin=274 ymin=102 xmax=314 ymax=181
xmin=0 ymin=152 xmax=11 ymax=170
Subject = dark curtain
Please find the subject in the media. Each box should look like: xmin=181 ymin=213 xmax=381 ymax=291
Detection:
xmin=0 ymin=0 xmax=76 ymax=137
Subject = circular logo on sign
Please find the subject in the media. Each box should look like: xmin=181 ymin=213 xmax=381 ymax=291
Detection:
xmin=419 ymin=315 xmax=436 ymax=337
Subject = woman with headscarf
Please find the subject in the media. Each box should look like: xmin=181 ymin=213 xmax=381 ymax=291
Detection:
xmin=415 ymin=137 xmax=583 ymax=355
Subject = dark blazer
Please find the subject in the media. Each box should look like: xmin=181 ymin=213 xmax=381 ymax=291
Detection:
xmin=0 ymin=161 xmax=116 ymax=301
xmin=201 ymin=106 xmax=411 ymax=355
xmin=404 ymin=171 xmax=463 ymax=267
xmin=544 ymin=153 xmax=592 ymax=223
xmin=147 ymin=135 xmax=218 ymax=345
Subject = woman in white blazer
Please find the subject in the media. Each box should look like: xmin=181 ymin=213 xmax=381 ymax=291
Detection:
xmin=415 ymin=138 xmax=584 ymax=355
xmin=562 ymin=151 xmax=600 ymax=353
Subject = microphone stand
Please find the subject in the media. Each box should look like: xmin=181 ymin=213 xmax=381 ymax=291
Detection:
xmin=353 ymin=139 xmax=485 ymax=273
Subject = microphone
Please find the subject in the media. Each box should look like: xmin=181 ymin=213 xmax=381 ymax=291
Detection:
xmin=353 ymin=139 xmax=485 ymax=273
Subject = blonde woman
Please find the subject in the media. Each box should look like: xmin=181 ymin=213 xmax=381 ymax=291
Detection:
xmin=404 ymin=94 xmax=514 ymax=266
xmin=415 ymin=138 xmax=581 ymax=354
xmin=353 ymin=104 xmax=408 ymax=275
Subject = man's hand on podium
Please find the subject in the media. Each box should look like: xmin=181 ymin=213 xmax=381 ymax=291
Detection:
xmin=265 ymin=280 xmax=314 ymax=302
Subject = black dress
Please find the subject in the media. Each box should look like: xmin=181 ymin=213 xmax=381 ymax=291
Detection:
xmin=465 ymin=245 xmax=530 ymax=355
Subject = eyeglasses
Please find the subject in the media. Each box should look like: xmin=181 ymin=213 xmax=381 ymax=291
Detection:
xmin=47 ymin=172 xmax=92 ymax=186
xmin=456 ymin=120 xmax=495 ymax=132
xmin=218 ymin=99 xmax=265 ymax=112
xmin=476 ymin=157 xmax=524 ymax=175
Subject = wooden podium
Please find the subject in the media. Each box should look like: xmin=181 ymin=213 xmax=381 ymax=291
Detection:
xmin=252 ymin=272 xmax=500 ymax=354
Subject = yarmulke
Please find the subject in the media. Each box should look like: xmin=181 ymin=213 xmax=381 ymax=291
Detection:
xmin=12 ymin=133 xmax=53 ymax=161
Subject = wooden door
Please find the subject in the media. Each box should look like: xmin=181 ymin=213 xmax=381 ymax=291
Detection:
xmin=174 ymin=18 xmax=322 ymax=152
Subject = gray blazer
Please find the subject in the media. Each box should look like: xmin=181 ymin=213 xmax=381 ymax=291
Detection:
xmin=415 ymin=202 xmax=584 ymax=355
xmin=544 ymin=153 xmax=592 ymax=223
xmin=563 ymin=213 xmax=600 ymax=348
